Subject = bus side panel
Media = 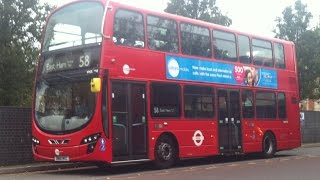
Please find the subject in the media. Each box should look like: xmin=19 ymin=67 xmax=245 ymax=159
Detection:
xmin=242 ymin=120 xmax=261 ymax=153
xmin=287 ymin=94 xmax=301 ymax=149
xmin=284 ymin=43 xmax=295 ymax=72
xmin=149 ymin=120 xmax=219 ymax=159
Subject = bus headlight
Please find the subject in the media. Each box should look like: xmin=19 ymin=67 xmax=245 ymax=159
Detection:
xmin=81 ymin=133 xmax=101 ymax=154
xmin=32 ymin=137 xmax=40 ymax=145
xmin=81 ymin=133 xmax=101 ymax=144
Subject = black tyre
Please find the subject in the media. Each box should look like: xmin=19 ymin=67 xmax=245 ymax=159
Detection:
xmin=262 ymin=132 xmax=276 ymax=158
xmin=154 ymin=135 xmax=177 ymax=169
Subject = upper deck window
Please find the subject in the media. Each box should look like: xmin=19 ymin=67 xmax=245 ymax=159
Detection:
xmin=43 ymin=2 xmax=104 ymax=52
xmin=213 ymin=30 xmax=237 ymax=61
xmin=252 ymin=39 xmax=273 ymax=67
xmin=238 ymin=35 xmax=251 ymax=64
xmin=181 ymin=23 xmax=211 ymax=58
xmin=113 ymin=9 xmax=145 ymax=48
xmin=147 ymin=15 xmax=178 ymax=53
xmin=274 ymin=43 xmax=285 ymax=69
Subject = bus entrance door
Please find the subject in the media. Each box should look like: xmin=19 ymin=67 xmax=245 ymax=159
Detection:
xmin=218 ymin=89 xmax=242 ymax=154
xmin=111 ymin=82 xmax=148 ymax=161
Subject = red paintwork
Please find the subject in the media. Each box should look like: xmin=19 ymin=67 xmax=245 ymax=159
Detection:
xmin=32 ymin=0 xmax=301 ymax=164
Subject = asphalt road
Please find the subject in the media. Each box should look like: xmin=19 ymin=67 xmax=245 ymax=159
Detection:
xmin=1 ymin=146 xmax=320 ymax=180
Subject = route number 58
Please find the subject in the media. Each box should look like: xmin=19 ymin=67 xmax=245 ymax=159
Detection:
xmin=79 ymin=55 xmax=90 ymax=67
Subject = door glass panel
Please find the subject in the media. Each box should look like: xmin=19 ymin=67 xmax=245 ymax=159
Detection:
xmin=218 ymin=90 xmax=228 ymax=151
xmin=218 ymin=89 xmax=242 ymax=153
xmin=229 ymin=91 xmax=241 ymax=149
xmin=112 ymin=82 xmax=147 ymax=160
xmin=131 ymin=84 xmax=147 ymax=155
xmin=112 ymin=83 xmax=129 ymax=156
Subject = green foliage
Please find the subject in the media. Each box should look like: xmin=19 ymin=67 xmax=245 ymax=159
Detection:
xmin=165 ymin=0 xmax=232 ymax=26
xmin=273 ymin=0 xmax=320 ymax=100
xmin=0 ymin=0 xmax=53 ymax=106
xmin=297 ymin=29 xmax=320 ymax=99
xmin=274 ymin=0 xmax=312 ymax=43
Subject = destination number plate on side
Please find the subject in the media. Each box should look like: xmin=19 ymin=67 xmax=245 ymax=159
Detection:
xmin=54 ymin=156 xmax=70 ymax=162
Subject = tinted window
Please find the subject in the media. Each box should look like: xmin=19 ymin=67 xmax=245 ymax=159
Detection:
xmin=147 ymin=15 xmax=178 ymax=53
xmin=181 ymin=23 xmax=211 ymax=57
xmin=252 ymin=39 xmax=273 ymax=67
xmin=151 ymin=83 xmax=181 ymax=118
xmin=213 ymin=30 xmax=237 ymax=61
xmin=278 ymin=93 xmax=287 ymax=118
xmin=238 ymin=35 xmax=251 ymax=64
xmin=113 ymin=9 xmax=145 ymax=48
xmin=184 ymin=86 xmax=214 ymax=118
xmin=241 ymin=90 xmax=254 ymax=118
xmin=256 ymin=91 xmax=276 ymax=119
xmin=274 ymin=43 xmax=285 ymax=69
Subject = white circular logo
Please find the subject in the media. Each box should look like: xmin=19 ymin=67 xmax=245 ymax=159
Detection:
xmin=123 ymin=64 xmax=130 ymax=75
xmin=192 ymin=130 xmax=204 ymax=146
xmin=167 ymin=59 xmax=180 ymax=78
xmin=54 ymin=149 xmax=60 ymax=156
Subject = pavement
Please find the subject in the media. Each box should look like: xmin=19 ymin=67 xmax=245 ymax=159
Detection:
xmin=0 ymin=143 xmax=319 ymax=175
xmin=0 ymin=162 xmax=92 ymax=175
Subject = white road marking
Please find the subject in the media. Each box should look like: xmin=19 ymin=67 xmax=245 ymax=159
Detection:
xmin=205 ymin=166 xmax=218 ymax=170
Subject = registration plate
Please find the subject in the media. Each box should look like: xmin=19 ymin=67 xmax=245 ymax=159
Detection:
xmin=54 ymin=156 xmax=70 ymax=162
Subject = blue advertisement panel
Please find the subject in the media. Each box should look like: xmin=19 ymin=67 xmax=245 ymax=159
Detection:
xmin=166 ymin=55 xmax=278 ymax=89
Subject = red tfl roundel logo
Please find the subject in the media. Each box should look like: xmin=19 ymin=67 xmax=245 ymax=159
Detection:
xmin=192 ymin=130 xmax=204 ymax=146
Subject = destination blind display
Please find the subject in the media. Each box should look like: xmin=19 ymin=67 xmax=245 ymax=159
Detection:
xmin=41 ymin=47 xmax=100 ymax=74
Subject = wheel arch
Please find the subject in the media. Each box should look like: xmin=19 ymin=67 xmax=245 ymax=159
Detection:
xmin=263 ymin=130 xmax=277 ymax=151
xmin=155 ymin=132 xmax=180 ymax=157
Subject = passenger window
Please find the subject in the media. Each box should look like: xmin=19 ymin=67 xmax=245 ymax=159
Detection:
xmin=180 ymin=23 xmax=211 ymax=58
xmin=238 ymin=35 xmax=251 ymax=64
xmin=151 ymin=83 xmax=181 ymax=118
xmin=241 ymin=90 xmax=254 ymax=118
xmin=113 ymin=9 xmax=145 ymax=48
xmin=278 ymin=93 xmax=287 ymax=119
xmin=274 ymin=43 xmax=285 ymax=69
xmin=184 ymin=86 xmax=214 ymax=118
xmin=252 ymin=39 xmax=273 ymax=67
xmin=256 ymin=91 xmax=276 ymax=119
xmin=213 ymin=30 xmax=237 ymax=61
xmin=147 ymin=15 xmax=178 ymax=53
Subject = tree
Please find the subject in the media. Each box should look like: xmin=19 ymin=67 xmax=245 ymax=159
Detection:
xmin=0 ymin=0 xmax=53 ymax=106
xmin=274 ymin=0 xmax=312 ymax=43
xmin=273 ymin=0 xmax=320 ymax=100
xmin=165 ymin=0 xmax=232 ymax=26
xmin=297 ymin=29 xmax=320 ymax=99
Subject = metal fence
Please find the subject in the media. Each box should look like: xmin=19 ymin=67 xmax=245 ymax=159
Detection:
xmin=300 ymin=111 xmax=320 ymax=143
xmin=0 ymin=108 xmax=319 ymax=165
xmin=0 ymin=107 xmax=32 ymax=165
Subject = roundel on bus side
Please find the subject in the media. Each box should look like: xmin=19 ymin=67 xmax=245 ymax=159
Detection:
xmin=192 ymin=130 xmax=204 ymax=146
xmin=167 ymin=58 xmax=180 ymax=78
xmin=123 ymin=64 xmax=130 ymax=75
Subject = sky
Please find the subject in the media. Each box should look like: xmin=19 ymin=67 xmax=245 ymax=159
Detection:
xmin=42 ymin=0 xmax=320 ymax=38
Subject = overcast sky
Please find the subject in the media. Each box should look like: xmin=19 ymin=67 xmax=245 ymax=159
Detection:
xmin=42 ymin=0 xmax=320 ymax=38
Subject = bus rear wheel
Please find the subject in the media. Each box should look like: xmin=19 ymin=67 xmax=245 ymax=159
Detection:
xmin=154 ymin=135 xmax=177 ymax=169
xmin=262 ymin=132 xmax=276 ymax=158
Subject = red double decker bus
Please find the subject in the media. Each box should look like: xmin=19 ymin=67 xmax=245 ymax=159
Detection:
xmin=32 ymin=0 xmax=300 ymax=169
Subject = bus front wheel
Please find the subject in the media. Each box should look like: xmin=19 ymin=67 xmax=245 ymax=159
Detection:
xmin=154 ymin=135 xmax=177 ymax=169
xmin=262 ymin=132 xmax=276 ymax=158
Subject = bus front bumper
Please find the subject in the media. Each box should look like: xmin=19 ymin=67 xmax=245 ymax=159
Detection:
xmin=32 ymin=143 xmax=110 ymax=162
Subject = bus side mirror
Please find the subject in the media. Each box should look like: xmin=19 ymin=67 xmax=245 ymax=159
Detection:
xmin=91 ymin=78 xmax=101 ymax=93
